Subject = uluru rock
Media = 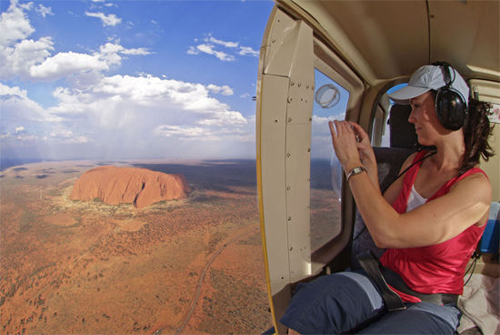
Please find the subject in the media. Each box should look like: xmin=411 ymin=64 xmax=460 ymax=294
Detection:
xmin=70 ymin=166 xmax=191 ymax=208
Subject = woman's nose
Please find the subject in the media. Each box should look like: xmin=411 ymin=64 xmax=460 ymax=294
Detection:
xmin=408 ymin=108 xmax=416 ymax=124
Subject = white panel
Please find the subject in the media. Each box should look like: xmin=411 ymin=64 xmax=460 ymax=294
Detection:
xmin=286 ymin=123 xmax=312 ymax=282
xmin=259 ymin=74 xmax=291 ymax=295
xmin=257 ymin=7 xmax=315 ymax=332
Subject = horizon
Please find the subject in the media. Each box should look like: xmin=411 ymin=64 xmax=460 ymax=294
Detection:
xmin=1 ymin=0 xmax=275 ymax=164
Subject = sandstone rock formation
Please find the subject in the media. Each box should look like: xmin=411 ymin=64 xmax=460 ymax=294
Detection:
xmin=70 ymin=166 xmax=191 ymax=208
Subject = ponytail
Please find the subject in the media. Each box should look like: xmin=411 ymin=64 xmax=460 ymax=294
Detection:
xmin=460 ymin=98 xmax=495 ymax=174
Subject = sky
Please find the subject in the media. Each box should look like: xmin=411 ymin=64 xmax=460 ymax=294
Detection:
xmin=0 ymin=0 xmax=275 ymax=163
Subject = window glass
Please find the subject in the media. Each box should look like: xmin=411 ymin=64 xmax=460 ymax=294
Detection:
xmin=310 ymin=69 xmax=349 ymax=251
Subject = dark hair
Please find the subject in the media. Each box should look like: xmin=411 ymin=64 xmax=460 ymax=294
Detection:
xmin=460 ymin=98 xmax=495 ymax=174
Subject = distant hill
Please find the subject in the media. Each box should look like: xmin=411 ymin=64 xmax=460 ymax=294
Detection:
xmin=70 ymin=166 xmax=191 ymax=208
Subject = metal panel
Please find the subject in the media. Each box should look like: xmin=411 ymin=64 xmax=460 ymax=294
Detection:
xmin=259 ymin=74 xmax=290 ymax=294
xmin=257 ymin=6 xmax=314 ymax=333
xmin=285 ymin=123 xmax=312 ymax=282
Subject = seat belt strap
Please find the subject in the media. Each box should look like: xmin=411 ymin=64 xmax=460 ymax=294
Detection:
xmin=357 ymin=251 xmax=406 ymax=311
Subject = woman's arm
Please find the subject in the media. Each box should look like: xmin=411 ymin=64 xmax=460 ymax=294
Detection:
xmin=347 ymin=122 xmax=380 ymax=193
xmin=330 ymin=120 xmax=492 ymax=249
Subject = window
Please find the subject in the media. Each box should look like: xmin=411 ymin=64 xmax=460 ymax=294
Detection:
xmin=310 ymin=69 xmax=349 ymax=251
xmin=374 ymin=83 xmax=408 ymax=148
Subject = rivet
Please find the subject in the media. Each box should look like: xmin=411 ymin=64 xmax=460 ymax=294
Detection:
xmin=288 ymin=117 xmax=292 ymax=123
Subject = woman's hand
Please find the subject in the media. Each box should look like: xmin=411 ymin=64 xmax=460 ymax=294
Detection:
xmin=350 ymin=122 xmax=376 ymax=171
xmin=329 ymin=120 xmax=380 ymax=190
xmin=328 ymin=120 xmax=362 ymax=172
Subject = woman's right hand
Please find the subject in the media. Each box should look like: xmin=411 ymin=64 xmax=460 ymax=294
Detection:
xmin=350 ymin=122 xmax=376 ymax=171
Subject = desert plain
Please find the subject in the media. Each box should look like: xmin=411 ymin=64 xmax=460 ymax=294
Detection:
xmin=0 ymin=159 xmax=273 ymax=334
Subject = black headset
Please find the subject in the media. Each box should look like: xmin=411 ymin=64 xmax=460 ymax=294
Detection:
xmin=432 ymin=61 xmax=468 ymax=130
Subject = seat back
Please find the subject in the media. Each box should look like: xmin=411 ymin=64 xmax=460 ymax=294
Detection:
xmin=350 ymin=104 xmax=416 ymax=268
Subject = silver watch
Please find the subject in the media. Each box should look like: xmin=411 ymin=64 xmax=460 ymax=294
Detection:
xmin=346 ymin=166 xmax=367 ymax=182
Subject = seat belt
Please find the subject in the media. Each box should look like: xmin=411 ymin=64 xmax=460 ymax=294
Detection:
xmin=357 ymin=251 xmax=406 ymax=311
xmin=358 ymin=251 xmax=459 ymax=307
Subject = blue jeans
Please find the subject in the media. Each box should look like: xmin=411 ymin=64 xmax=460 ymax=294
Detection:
xmin=280 ymin=271 xmax=461 ymax=334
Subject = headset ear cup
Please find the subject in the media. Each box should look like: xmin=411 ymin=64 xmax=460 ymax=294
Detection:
xmin=435 ymin=88 xmax=466 ymax=130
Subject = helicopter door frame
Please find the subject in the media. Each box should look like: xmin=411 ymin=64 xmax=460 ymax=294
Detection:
xmin=257 ymin=6 xmax=365 ymax=333
xmin=257 ymin=7 xmax=314 ymax=332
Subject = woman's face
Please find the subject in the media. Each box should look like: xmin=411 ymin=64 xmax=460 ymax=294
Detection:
xmin=408 ymin=92 xmax=443 ymax=145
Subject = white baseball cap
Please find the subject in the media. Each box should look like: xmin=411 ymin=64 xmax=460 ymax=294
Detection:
xmin=388 ymin=64 xmax=469 ymax=106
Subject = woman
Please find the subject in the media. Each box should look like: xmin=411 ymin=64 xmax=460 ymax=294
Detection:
xmin=280 ymin=63 xmax=494 ymax=334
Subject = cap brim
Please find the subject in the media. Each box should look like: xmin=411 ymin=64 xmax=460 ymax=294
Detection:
xmin=388 ymin=86 xmax=430 ymax=105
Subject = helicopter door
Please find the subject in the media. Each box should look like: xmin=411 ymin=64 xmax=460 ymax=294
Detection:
xmin=256 ymin=6 xmax=364 ymax=333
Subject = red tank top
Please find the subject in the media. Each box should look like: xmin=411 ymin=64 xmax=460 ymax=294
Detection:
xmin=380 ymin=151 xmax=487 ymax=299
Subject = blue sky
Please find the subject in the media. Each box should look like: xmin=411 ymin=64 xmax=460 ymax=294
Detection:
xmin=0 ymin=0 xmax=274 ymax=161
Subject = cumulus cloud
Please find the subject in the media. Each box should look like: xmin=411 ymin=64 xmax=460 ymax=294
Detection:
xmin=0 ymin=0 xmax=150 ymax=82
xmin=187 ymin=33 xmax=259 ymax=62
xmin=0 ymin=0 xmax=35 ymax=46
xmin=2 ymin=74 xmax=249 ymax=155
xmin=0 ymin=82 xmax=58 ymax=144
xmin=30 ymin=52 xmax=109 ymax=80
xmin=85 ymin=11 xmax=122 ymax=26
xmin=0 ymin=1 xmax=254 ymax=160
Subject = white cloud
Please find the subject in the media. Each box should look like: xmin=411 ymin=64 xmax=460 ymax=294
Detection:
xmin=2 ymin=73 xmax=254 ymax=159
xmin=207 ymin=36 xmax=238 ymax=48
xmin=207 ymin=84 xmax=234 ymax=96
xmin=0 ymin=0 xmax=150 ymax=82
xmin=0 ymin=82 xmax=58 ymax=134
xmin=187 ymin=34 xmax=258 ymax=62
xmin=195 ymin=43 xmax=235 ymax=62
xmin=0 ymin=2 xmax=255 ymax=160
xmin=50 ymin=130 xmax=91 ymax=144
xmin=238 ymin=46 xmax=259 ymax=57
xmin=29 ymin=52 xmax=109 ymax=80
xmin=85 ymin=11 xmax=122 ymax=26
xmin=35 ymin=4 xmax=54 ymax=18
xmin=0 ymin=37 xmax=54 ymax=79
xmin=153 ymin=125 xmax=205 ymax=139
xmin=0 ymin=0 xmax=35 ymax=46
